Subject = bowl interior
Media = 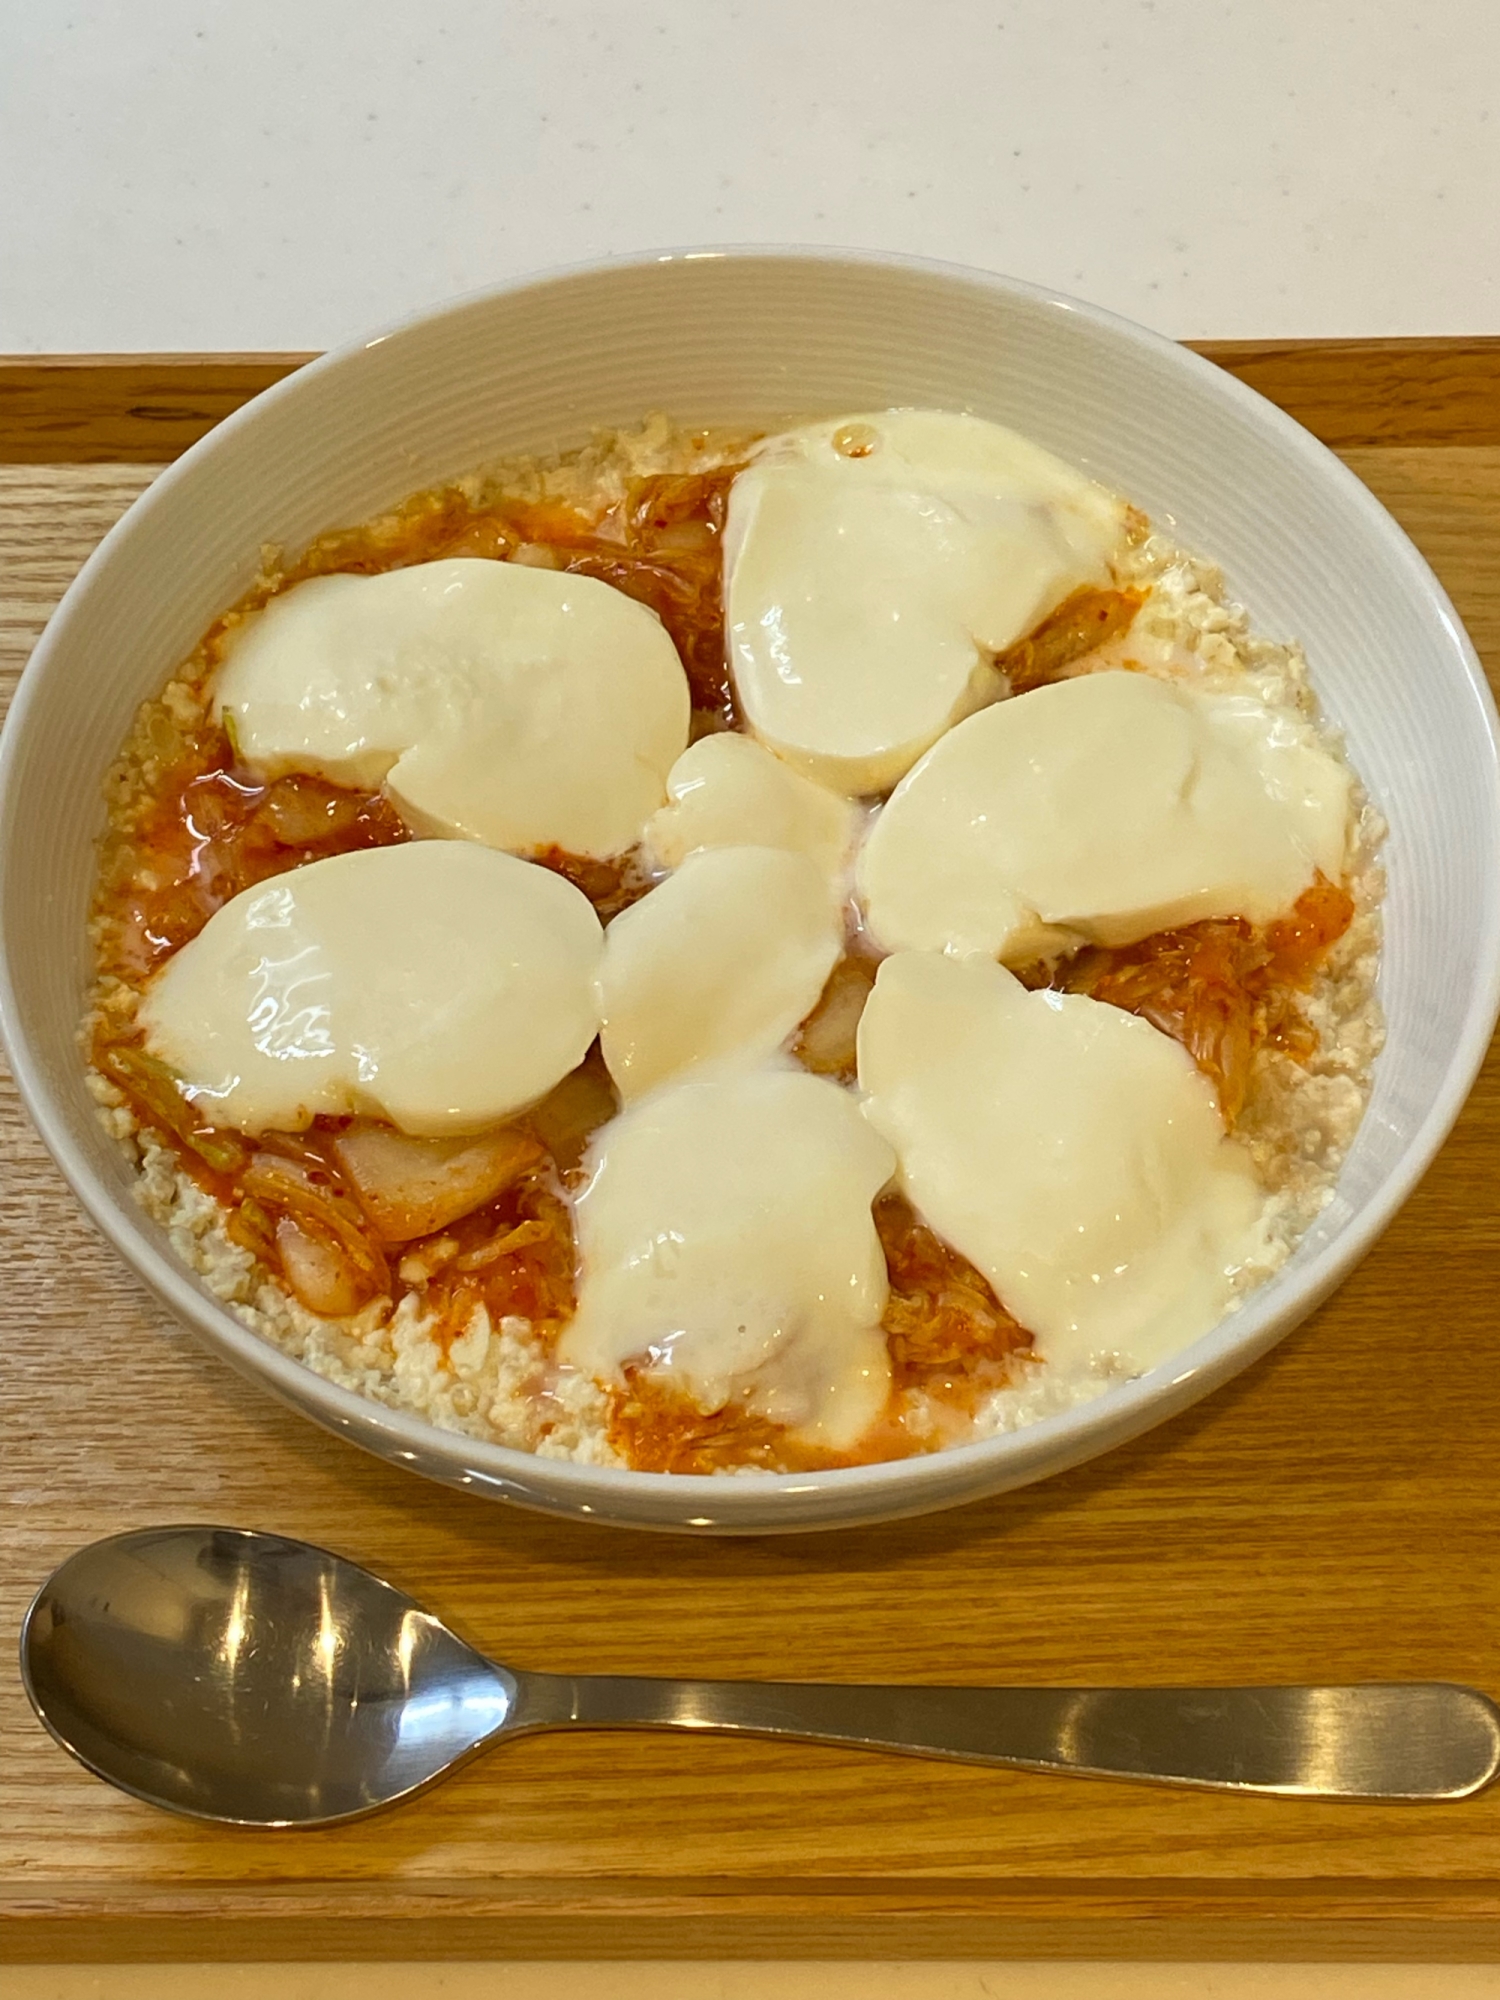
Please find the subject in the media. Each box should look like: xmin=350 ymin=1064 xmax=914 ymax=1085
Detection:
xmin=3 ymin=249 xmax=1497 ymax=1530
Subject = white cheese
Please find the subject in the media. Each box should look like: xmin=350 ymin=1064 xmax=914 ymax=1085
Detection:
xmin=723 ymin=409 xmax=1128 ymax=795
xmin=138 ymin=842 xmax=604 ymax=1136
xmin=641 ymin=731 xmax=859 ymax=884
xmin=857 ymin=668 xmax=1351 ymax=961
xmin=214 ymin=558 xmax=690 ymax=858
xmin=560 ymin=1063 xmax=895 ymax=1451
xmin=856 ymin=952 xmax=1268 ymax=1372
xmin=596 ymin=846 xmax=844 ymax=1102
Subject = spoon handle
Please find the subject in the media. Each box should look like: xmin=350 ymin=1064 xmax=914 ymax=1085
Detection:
xmin=514 ymin=1674 xmax=1500 ymax=1799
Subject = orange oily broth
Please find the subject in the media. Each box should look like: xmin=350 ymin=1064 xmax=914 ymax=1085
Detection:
xmin=996 ymin=584 xmax=1147 ymax=694
xmin=90 ymin=454 xmax=1353 ymax=1473
xmin=95 ymin=746 xmax=410 ymax=985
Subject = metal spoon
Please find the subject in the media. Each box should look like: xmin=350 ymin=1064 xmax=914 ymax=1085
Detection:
xmin=19 ymin=1525 xmax=1500 ymax=1827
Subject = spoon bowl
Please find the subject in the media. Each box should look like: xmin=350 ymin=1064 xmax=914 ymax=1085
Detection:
xmin=22 ymin=1526 xmax=1500 ymax=1827
xmin=21 ymin=1525 xmax=520 ymax=1824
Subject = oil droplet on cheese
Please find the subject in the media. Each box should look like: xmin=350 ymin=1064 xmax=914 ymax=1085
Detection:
xmin=723 ymin=409 xmax=1128 ymax=795
xmin=597 ymin=846 xmax=844 ymax=1102
xmin=138 ymin=843 xmax=603 ymax=1135
xmin=214 ymin=558 xmax=690 ymax=858
xmin=856 ymin=951 xmax=1269 ymax=1371
xmin=641 ymin=732 xmax=859 ymax=885
xmin=857 ymin=669 xmax=1351 ymax=961
xmin=560 ymin=1062 xmax=896 ymax=1450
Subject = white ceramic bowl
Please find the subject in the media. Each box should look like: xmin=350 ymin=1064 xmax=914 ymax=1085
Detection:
xmin=4 ymin=248 xmax=1498 ymax=1534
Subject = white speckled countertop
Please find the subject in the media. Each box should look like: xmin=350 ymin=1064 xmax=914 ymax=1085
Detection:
xmin=2 ymin=0 xmax=1497 ymax=354
xmin=3 ymin=3 xmax=1498 ymax=1989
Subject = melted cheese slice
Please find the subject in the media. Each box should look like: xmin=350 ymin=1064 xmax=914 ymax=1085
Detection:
xmin=560 ymin=1063 xmax=895 ymax=1450
xmin=138 ymin=843 xmax=603 ymax=1135
xmin=642 ymin=732 xmax=859 ymax=884
xmin=597 ymin=846 xmax=844 ymax=1101
xmin=724 ymin=409 xmax=1128 ymax=795
xmin=214 ymin=559 xmax=690 ymax=858
xmin=857 ymin=669 xmax=1352 ymax=961
xmin=857 ymin=952 xmax=1268 ymax=1371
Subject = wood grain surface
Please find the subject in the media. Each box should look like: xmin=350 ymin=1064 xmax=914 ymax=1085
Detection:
xmin=0 ymin=357 xmax=314 ymax=463
xmin=2 ymin=360 xmax=1500 ymax=1963
xmin=2 ymin=339 xmax=1499 ymax=460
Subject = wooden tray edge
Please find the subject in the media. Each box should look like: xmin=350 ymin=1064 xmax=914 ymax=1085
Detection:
xmin=2 ymin=340 xmax=1499 ymax=462
xmin=8 ymin=1878 xmax=1500 ymax=1964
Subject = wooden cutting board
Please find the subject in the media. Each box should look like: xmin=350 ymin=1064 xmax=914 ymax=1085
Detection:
xmin=3 ymin=343 xmax=1500 ymax=1965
